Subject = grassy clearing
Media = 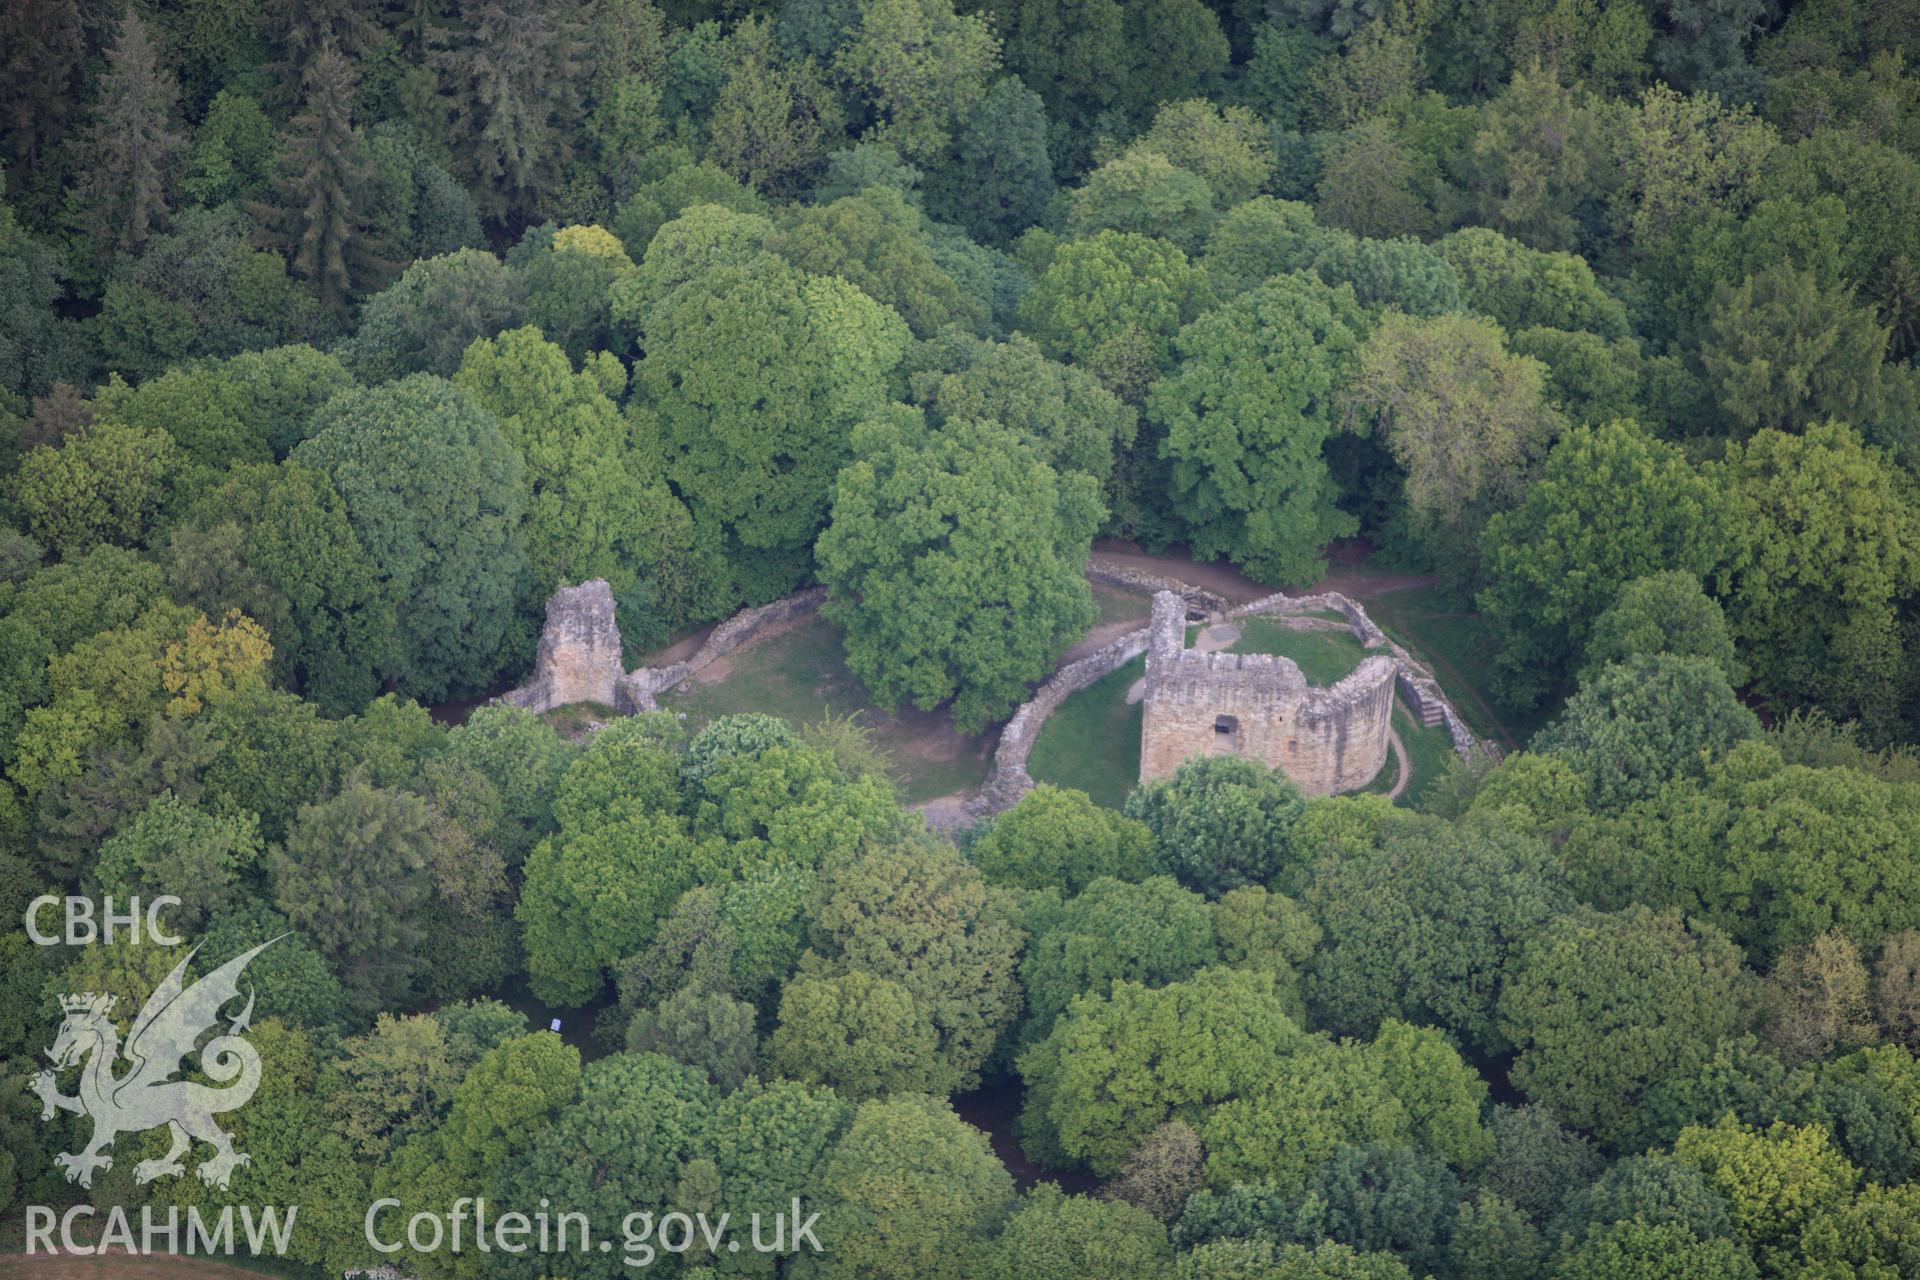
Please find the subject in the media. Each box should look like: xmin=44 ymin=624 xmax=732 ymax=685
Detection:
xmin=1028 ymin=627 xmax=1461 ymax=810
xmin=1224 ymin=618 xmax=1371 ymax=684
xmin=658 ymin=613 xmax=993 ymax=804
xmin=1026 ymin=654 xmax=1146 ymax=809
xmin=542 ymin=701 xmax=618 ymax=739
xmin=1366 ymin=585 xmax=1552 ymax=746
xmin=1391 ymin=703 xmax=1460 ymax=808
xmin=1091 ymin=581 xmax=1153 ymax=627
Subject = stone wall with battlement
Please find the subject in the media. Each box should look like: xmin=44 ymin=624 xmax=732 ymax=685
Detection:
xmin=1139 ymin=591 xmax=1396 ymax=794
xmin=1230 ymin=590 xmax=1485 ymax=761
xmin=507 ymin=565 xmax=1487 ymax=823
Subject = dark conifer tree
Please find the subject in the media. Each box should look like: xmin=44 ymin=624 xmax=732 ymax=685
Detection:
xmin=69 ymin=11 xmax=187 ymax=255
xmin=263 ymin=0 xmax=382 ymax=108
xmin=429 ymin=0 xmax=590 ymax=225
xmin=252 ymin=43 xmax=392 ymax=312
xmin=0 ymin=0 xmax=89 ymax=176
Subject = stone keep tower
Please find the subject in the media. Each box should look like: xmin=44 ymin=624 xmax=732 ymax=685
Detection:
xmin=1138 ymin=591 xmax=1397 ymax=794
xmin=502 ymin=579 xmax=628 ymax=713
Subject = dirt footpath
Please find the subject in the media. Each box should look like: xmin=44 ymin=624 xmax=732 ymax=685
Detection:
xmin=1090 ymin=539 xmax=1435 ymax=603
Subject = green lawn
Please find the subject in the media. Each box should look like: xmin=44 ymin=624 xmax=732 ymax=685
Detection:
xmin=1366 ymin=585 xmax=1554 ymax=747
xmin=1221 ymin=617 xmax=1371 ymax=684
xmin=1026 ymin=654 xmax=1146 ymax=809
xmin=1028 ymin=619 xmax=1467 ymax=811
xmin=1390 ymin=702 xmax=1459 ymax=808
xmin=1091 ymin=581 xmax=1153 ymax=627
xmin=658 ymin=613 xmax=994 ymax=803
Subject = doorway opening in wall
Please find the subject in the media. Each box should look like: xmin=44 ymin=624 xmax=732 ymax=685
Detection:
xmin=1213 ymin=714 xmax=1240 ymax=753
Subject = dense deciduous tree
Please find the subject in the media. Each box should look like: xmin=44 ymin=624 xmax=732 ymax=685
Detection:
xmin=374 ymin=1031 xmax=579 ymax=1280
xmin=1624 ymin=743 xmax=1920 ymax=964
xmin=1016 ymin=230 xmax=1211 ymax=403
xmin=834 ymin=0 xmax=999 ymax=165
xmin=799 ymin=840 xmax=1024 ymax=1091
xmin=1610 ymin=85 xmax=1775 ymax=263
xmin=1715 ymin=422 xmax=1920 ymax=736
xmin=968 ymin=784 xmax=1156 ymax=892
xmin=1018 ymin=966 xmax=1310 ymax=1173
xmin=818 ymin=411 xmax=1099 ymax=733
xmin=1201 ymin=197 xmax=1333 ymax=298
xmin=1342 ymin=311 xmax=1563 ymax=575
xmin=292 ymin=375 xmax=529 ymax=702
xmin=1149 ymin=272 xmax=1366 ymax=585
xmin=976 ymin=1184 xmax=1174 ymax=1280
xmin=993 ymin=0 xmax=1229 ymax=168
xmin=1124 ymin=754 xmax=1309 ymax=897
xmin=267 ymin=772 xmax=434 ymax=1009
xmin=1499 ymin=905 xmax=1754 ymax=1138
xmin=172 ymin=459 xmax=394 ymax=714
xmin=520 ymin=798 xmax=712 ymax=1006
xmin=455 ymin=326 xmax=712 ymax=617
xmin=1019 ymin=875 xmax=1218 ymax=1050
xmin=1671 ymin=1118 xmax=1859 ymax=1276
xmin=1479 ymin=420 xmax=1732 ymax=709
xmin=1581 ymin=571 xmax=1741 ymax=685
xmin=809 ymin=1094 xmax=1016 ymax=1280
xmin=1466 ymin=66 xmax=1606 ymax=253
xmin=632 ymin=254 xmax=908 ymax=606
xmin=1067 ymin=148 xmax=1218 ymax=253
xmin=495 ymin=1053 xmax=717 ymax=1280
xmin=1437 ymin=227 xmax=1628 ymax=337
xmin=770 ymin=187 xmax=988 ymax=337
xmin=9 ymin=602 xmax=270 ymax=802
xmin=910 ymin=330 xmax=1136 ymax=485
xmin=768 ymin=969 xmax=946 ymax=1097
xmin=92 ymin=793 xmax=259 ymax=930
xmin=922 ymin=77 xmax=1055 ymax=246
xmin=1306 ymin=816 xmax=1567 ymax=1057
xmin=337 ymin=248 xmax=522 ymax=382
xmin=1551 ymin=1218 xmax=1759 ymax=1280
xmin=97 ymin=344 xmax=352 ymax=470
xmin=11 ymin=421 xmax=176 ymax=557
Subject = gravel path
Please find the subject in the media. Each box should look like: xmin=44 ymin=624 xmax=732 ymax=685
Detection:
xmin=1386 ymin=727 xmax=1411 ymax=801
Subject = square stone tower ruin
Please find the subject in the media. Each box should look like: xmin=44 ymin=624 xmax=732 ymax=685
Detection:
xmin=1138 ymin=591 xmax=1397 ymax=794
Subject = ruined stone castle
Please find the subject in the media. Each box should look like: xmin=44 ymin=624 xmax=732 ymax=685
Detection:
xmin=1138 ymin=591 xmax=1397 ymax=794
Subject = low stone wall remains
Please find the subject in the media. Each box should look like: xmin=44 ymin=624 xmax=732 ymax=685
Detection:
xmin=507 ymin=565 xmax=1487 ymax=824
xmin=967 ymin=626 xmax=1152 ymax=818
xmin=621 ymin=587 xmax=827 ymax=711
xmin=968 ymin=577 xmax=1487 ymax=819
xmin=1086 ymin=555 xmax=1228 ymax=616
xmin=1232 ymin=591 xmax=1482 ymax=761
xmin=501 ymin=586 xmax=827 ymax=715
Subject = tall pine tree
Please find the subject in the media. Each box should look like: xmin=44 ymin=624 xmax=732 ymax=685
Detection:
xmin=262 ymin=0 xmax=381 ymax=108
xmin=251 ymin=42 xmax=389 ymax=313
xmin=70 ymin=11 xmax=186 ymax=256
xmin=0 ymin=0 xmax=89 ymax=177
xmin=430 ymin=0 xmax=590 ymax=225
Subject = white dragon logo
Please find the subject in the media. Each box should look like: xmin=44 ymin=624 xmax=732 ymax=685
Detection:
xmin=29 ymin=938 xmax=279 ymax=1191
